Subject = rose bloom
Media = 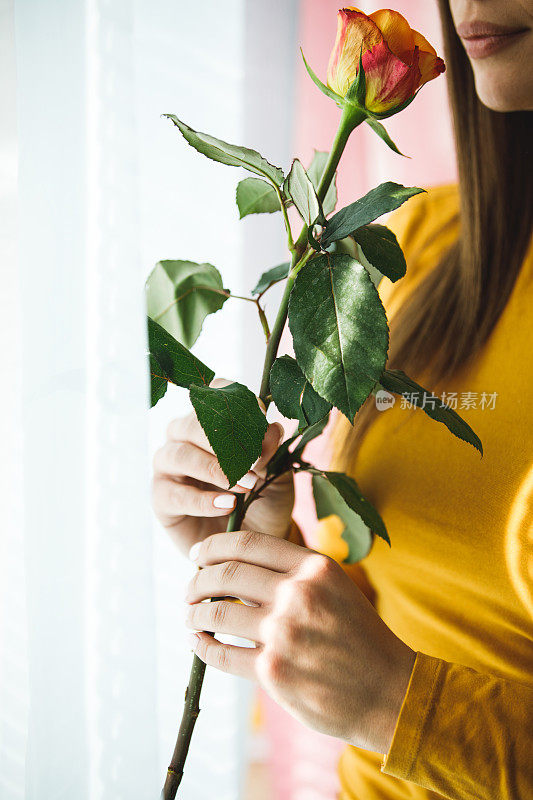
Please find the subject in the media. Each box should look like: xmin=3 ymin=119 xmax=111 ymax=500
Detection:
xmin=327 ymin=7 xmax=445 ymax=117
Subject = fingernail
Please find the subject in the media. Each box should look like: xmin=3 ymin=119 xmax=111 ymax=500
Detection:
xmin=188 ymin=633 xmax=200 ymax=652
xmin=189 ymin=542 xmax=201 ymax=562
xmin=237 ymin=471 xmax=257 ymax=490
xmin=213 ymin=494 xmax=236 ymax=509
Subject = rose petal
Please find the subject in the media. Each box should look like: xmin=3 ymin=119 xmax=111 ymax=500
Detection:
xmin=410 ymin=31 xmax=446 ymax=85
xmin=369 ymin=9 xmax=415 ymax=65
xmin=412 ymin=28 xmax=437 ymax=57
xmin=326 ymin=6 xmax=445 ymax=107
xmin=327 ymin=8 xmax=383 ymax=97
xmin=363 ymin=40 xmax=422 ymax=114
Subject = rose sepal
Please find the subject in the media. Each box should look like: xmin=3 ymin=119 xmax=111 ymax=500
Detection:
xmin=302 ymin=48 xmax=369 ymax=133
xmin=301 ymin=49 xmax=346 ymax=108
xmin=365 ymin=92 xmax=418 ymax=121
xmin=343 ymin=50 xmax=418 ymax=123
xmin=344 ymin=49 xmax=367 ymax=111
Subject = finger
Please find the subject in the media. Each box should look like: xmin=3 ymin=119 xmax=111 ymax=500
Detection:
xmin=190 ymin=631 xmax=258 ymax=680
xmin=166 ymin=412 xmax=213 ymax=452
xmin=252 ymin=422 xmax=284 ymax=476
xmin=152 ymin=475 xmax=236 ymax=519
xmin=192 ymin=529 xmax=307 ymax=573
xmin=186 ymin=599 xmax=265 ymax=642
xmin=186 ymin=560 xmax=281 ymax=606
xmin=153 ymin=441 xmax=257 ymax=492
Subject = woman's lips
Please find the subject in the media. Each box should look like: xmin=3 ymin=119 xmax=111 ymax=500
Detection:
xmin=456 ymin=21 xmax=529 ymax=59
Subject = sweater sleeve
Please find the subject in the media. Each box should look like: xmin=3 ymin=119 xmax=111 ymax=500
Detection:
xmin=381 ymin=650 xmax=533 ymax=800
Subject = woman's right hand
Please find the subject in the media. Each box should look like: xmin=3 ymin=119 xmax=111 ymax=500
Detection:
xmin=152 ymin=385 xmax=295 ymax=557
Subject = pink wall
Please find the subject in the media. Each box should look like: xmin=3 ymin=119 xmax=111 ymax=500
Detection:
xmin=259 ymin=3 xmax=457 ymax=799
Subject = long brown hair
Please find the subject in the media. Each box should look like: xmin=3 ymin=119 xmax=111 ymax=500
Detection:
xmin=333 ymin=0 xmax=533 ymax=471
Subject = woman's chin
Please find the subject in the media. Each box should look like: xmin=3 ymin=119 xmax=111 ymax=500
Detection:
xmin=473 ymin=72 xmax=533 ymax=112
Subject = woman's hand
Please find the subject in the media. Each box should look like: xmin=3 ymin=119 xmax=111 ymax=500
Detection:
xmin=151 ymin=380 xmax=295 ymax=557
xmin=185 ymin=529 xmax=416 ymax=754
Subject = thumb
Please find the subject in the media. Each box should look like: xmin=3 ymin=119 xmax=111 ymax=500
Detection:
xmin=253 ymin=421 xmax=285 ymax=476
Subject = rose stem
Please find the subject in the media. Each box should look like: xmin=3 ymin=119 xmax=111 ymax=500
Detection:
xmin=162 ymin=103 xmax=363 ymax=799
xmin=258 ymin=103 xmax=363 ymax=408
xmin=162 ymin=494 xmax=246 ymax=799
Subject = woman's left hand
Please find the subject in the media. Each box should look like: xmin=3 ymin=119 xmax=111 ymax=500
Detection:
xmin=185 ymin=529 xmax=416 ymax=754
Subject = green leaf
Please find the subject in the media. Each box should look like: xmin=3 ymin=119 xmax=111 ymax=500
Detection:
xmin=379 ymin=369 xmax=483 ymax=455
xmin=307 ymin=225 xmax=323 ymax=252
xmin=301 ymin=50 xmax=345 ymax=106
xmin=284 ymin=158 xmax=323 ymax=227
xmin=236 ymin=177 xmax=281 ymax=219
xmin=149 ymin=354 xmax=168 ymax=407
xmin=164 ymin=114 xmax=284 ymax=187
xmin=146 ymin=260 xmax=227 ymax=349
xmin=266 ymin=413 xmax=330 ymax=477
xmin=365 ymin=118 xmax=405 ymax=156
xmin=351 ymin=224 xmax=406 ymax=282
xmin=288 ymin=253 xmax=389 ymax=422
xmin=322 ymin=472 xmax=389 ymax=545
xmin=292 ymin=414 xmax=330 ymax=462
xmin=321 ymin=182 xmax=424 ymax=248
xmin=270 ymin=355 xmax=331 ymax=431
xmin=251 ymin=262 xmax=290 ymax=297
xmin=147 ymin=317 xmax=214 ymax=389
xmin=306 ymin=151 xmax=337 ymax=216
xmin=265 ymin=435 xmax=296 ymax=478
xmin=312 ymin=471 xmax=375 ymax=562
xmin=189 ymin=382 xmax=268 ymax=487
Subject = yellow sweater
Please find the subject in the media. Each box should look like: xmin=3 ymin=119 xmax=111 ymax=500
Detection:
xmin=310 ymin=184 xmax=533 ymax=800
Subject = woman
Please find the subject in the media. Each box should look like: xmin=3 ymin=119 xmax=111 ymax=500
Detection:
xmin=152 ymin=2 xmax=533 ymax=798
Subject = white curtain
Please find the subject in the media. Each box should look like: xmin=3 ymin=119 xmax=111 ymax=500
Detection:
xmin=1 ymin=0 xmax=297 ymax=797
xmin=0 ymin=0 xmax=27 ymax=796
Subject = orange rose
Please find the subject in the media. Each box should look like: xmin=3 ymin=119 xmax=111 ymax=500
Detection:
xmin=327 ymin=7 xmax=445 ymax=117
